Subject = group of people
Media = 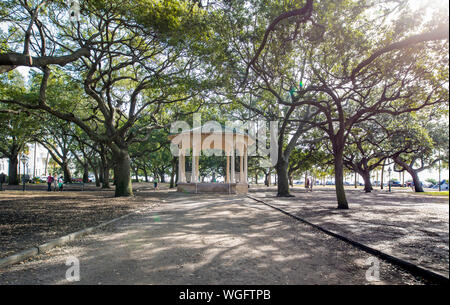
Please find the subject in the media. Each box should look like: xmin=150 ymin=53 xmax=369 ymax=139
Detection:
xmin=46 ymin=174 xmax=64 ymax=192
xmin=305 ymin=177 xmax=314 ymax=192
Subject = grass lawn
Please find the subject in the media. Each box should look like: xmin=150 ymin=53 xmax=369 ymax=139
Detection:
xmin=413 ymin=191 xmax=449 ymax=197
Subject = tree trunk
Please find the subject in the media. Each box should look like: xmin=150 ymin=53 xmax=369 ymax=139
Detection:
xmin=93 ymin=167 xmax=100 ymax=187
xmin=380 ymin=160 xmax=385 ymax=190
xmin=82 ymin=163 xmax=89 ymax=183
xmin=360 ymin=170 xmax=373 ymax=193
xmin=62 ymin=161 xmax=72 ymax=183
xmin=276 ymin=159 xmax=293 ymax=197
xmin=102 ymin=167 xmax=110 ymax=188
xmin=99 ymin=146 xmax=111 ymax=188
xmin=334 ymin=148 xmax=349 ymax=209
xmin=134 ymin=168 xmax=139 ymax=182
xmin=159 ymin=170 xmax=166 ymax=183
xmin=255 ymin=173 xmax=258 ymax=185
xmin=113 ymin=166 xmax=118 ymax=186
xmin=170 ymin=159 xmax=176 ymax=188
xmin=143 ymin=165 xmax=149 ymax=183
xmin=410 ymin=170 xmax=424 ymax=192
xmin=113 ymin=149 xmax=133 ymax=197
xmin=394 ymin=157 xmax=424 ymax=192
xmin=99 ymin=165 xmax=104 ymax=184
xmin=175 ymin=161 xmax=178 ymax=185
xmin=8 ymin=155 xmax=19 ymax=185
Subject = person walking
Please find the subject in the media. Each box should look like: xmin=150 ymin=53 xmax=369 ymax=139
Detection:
xmin=58 ymin=176 xmax=64 ymax=192
xmin=53 ymin=173 xmax=58 ymax=191
xmin=154 ymin=178 xmax=159 ymax=191
xmin=46 ymin=174 xmax=53 ymax=192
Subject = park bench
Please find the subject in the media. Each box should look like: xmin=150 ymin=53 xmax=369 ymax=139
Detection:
xmin=62 ymin=182 xmax=85 ymax=191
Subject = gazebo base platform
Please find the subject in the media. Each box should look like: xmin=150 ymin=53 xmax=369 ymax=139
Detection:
xmin=177 ymin=183 xmax=248 ymax=194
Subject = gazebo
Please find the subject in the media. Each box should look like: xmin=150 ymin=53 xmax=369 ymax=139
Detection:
xmin=168 ymin=126 xmax=254 ymax=194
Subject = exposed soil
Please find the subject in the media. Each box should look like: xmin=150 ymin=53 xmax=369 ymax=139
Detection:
xmin=0 ymin=183 xmax=163 ymax=258
xmin=250 ymin=186 xmax=449 ymax=278
xmin=0 ymin=193 xmax=427 ymax=284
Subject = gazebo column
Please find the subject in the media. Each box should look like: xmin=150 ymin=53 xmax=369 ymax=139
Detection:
xmin=231 ymin=148 xmax=235 ymax=183
xmin=240 ymin=152 xmax=244 ymax=184
xmin=179 ymin=151 xmax=186 ymax=183
xmin=244 ymin=145 xmax=248 ymax=183
xmin=191 ymin=154 xmax=197 ymax=183
xmin=191 ymin=132 xmax=201 ymax=183
xmin=226 ymin=156 xmax=230 ymax=183
xmin=196 ymin=153 xmax=200 ymax=182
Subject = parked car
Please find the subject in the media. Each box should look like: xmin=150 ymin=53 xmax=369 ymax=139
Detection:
xmin=441 ymin=183 xmax=449 ymax=191
xmin=389 ymin=180 xmax=402 ymax=187
xmin=373 ymin=181 xmax=381 ymax=187
xmin=432 ymin=180 xmax=449 ymax=191
xmin=423 ymin=182 xmax=434 ymax=188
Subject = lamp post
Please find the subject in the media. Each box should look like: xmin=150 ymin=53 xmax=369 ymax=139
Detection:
xmin=387 ymin=167 xmax=392 ymax=192
xmin=20 ymin=153 xmax=28 ymax=192
xmin=438 ymin=149 xmax=441 ymax=192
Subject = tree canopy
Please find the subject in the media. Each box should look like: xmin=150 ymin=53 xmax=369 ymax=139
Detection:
xmin=0 ymin=0 xmax=448 ymax=207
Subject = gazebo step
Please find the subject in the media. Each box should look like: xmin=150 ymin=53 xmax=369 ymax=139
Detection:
xmin=177 ymin=183 xmax=248 ymax=194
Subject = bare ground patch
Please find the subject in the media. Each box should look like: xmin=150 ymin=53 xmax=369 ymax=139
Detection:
xmin=0 ymin=193 xmax=426 ymax=284
xmin=250 ymin=187 xmax=449 ymax=278
xmin=0 ymin=183 xmax=164 ymax=258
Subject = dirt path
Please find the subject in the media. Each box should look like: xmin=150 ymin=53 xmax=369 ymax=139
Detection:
xmin=250 ymin=187 xmax=449 ymax=278
xmin=0 ymin=193 xmax=425 ymax=284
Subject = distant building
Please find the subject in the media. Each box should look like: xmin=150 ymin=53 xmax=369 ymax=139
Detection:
xmin=0 ymin=143 xmax=49 ymax=177
xmin=0 ymin=158 xmax=8 ymax=175
xmin=27 ymin=143 xmax=49 ymax=177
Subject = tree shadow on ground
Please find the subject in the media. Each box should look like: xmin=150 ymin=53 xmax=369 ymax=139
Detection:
xmin=0 ymin=192 xmax=426 ymax=284
xmin=249 ymin=187 xmax=449 ymax=277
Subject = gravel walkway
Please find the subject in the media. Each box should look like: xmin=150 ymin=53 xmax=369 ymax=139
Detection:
xmin=0 ymin=193 xmax=425 ymax=284
xmin=250 ymin=187 xmax=449 ymax=278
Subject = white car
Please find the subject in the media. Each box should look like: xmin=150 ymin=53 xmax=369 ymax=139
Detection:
xmin=432 ymin=182 xmax=449 ymax=191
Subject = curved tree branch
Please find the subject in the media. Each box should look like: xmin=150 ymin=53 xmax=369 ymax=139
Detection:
xmin=351 ymin=22 xmax=449 ymax=82
xmin=0 ymin=48 xmax=90 ymax=73
xmin=243 ymin=0 xmax=314 ymax=83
